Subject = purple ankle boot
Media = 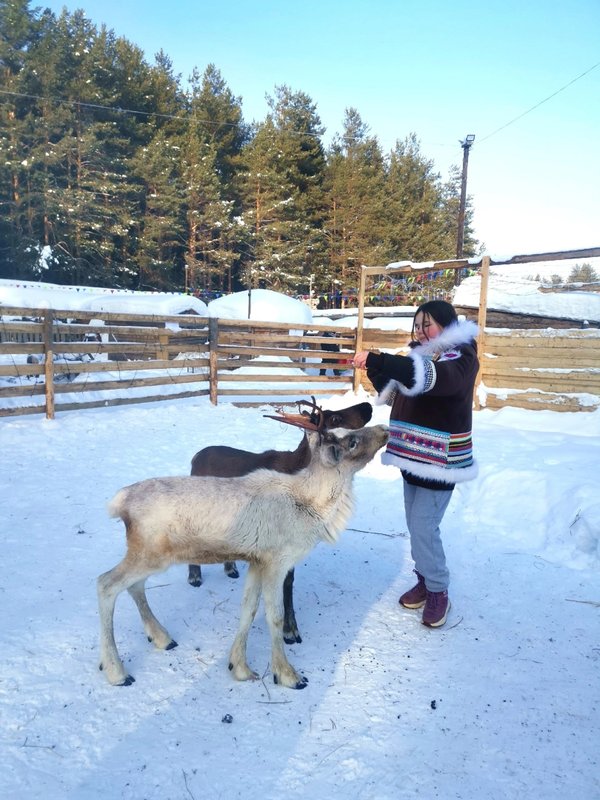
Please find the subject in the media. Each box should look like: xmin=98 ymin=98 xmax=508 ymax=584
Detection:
xmin=422 ymin=589 xmax=450 ymax=627
xmin=399 ymin=571 xmax=427 ymax=609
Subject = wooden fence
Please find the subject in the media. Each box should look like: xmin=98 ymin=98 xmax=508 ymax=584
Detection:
xmin=476 ymin=328 xmax=600 ymax=412
xmin=1 ymin=304 xmax=599 ymax=417
xmin=0 ymin=306 xmax=366 ymax=417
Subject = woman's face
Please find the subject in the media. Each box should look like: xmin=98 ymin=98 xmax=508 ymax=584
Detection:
xmin=414 ymin=311 xmax=444 ymax=344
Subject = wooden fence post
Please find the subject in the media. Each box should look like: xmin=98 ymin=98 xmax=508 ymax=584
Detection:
xmin=43 ymin=310 xmax=55 ymax=419
xmin=157 ymin=331 xmax=169 ymax=361
xmin=474 ymin=255 xmax=490 ymax=409
xmin=353 ymin=265 xmax=367 ymax=392
xmin=209 ymin=317 xmax=219 ymax=405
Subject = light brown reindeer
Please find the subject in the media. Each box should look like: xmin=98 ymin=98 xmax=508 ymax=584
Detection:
xmin=97 ymin=418 xmax=388 ymax=688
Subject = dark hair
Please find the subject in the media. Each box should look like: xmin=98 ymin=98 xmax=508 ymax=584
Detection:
xmin=411 ymin=300 xmax=458 ymax=341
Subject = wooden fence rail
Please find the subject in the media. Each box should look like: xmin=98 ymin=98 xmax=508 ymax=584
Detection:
xmin=1 ymin=304 xmax=599 ymax=417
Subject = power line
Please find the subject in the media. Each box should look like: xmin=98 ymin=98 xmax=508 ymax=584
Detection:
xmin=0 ymin=87 xmax=404 ymax=146
xmin=0 ymin=88 xmax=326 ymax=139
xmin=478 ymin=60 xmax=600 ymax=144
xmin=0 ymin=88 xmax=230 ymax=127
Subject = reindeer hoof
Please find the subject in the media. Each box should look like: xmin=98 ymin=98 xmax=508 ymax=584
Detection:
xmin=147 ymin=636 xmax=178 ymax=650
xmin=273 ymin=674 xmax=308 ymax=689
xmin=188 ymin=565 xmax=202 ymax=587
xmin=99 ymin=662 xmax=136 ymax=686
xmin=283 ymin=631 xmax=302 ymax=645
xmin=225 ymin=564 xmax=239 ymax=579
xmin=228 ymin=661 xmax=258 ymax=681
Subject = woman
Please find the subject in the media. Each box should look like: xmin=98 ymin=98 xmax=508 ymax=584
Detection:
xmin=353 ymin=300 xmax=479 ymax=628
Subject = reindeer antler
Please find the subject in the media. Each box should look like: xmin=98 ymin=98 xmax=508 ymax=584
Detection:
xmin=297 ymin=395 xmax=324 ymax=426
xmin=264 ymin=396 xmax=325 ymax=432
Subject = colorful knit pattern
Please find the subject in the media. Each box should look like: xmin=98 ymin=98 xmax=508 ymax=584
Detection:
xmin=387 ymin=420 xmax=473 ymax=470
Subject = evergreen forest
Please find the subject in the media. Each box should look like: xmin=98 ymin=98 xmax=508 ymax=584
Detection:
xmin=0 ymin=0 xmax=478 ymax=304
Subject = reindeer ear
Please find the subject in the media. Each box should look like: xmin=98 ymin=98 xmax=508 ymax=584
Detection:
xmin=357 ymin=402 xmax=373 ymax=423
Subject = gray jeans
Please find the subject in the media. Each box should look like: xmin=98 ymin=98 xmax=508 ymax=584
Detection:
xmin=403 ymin=482 xmax=453 ymax=593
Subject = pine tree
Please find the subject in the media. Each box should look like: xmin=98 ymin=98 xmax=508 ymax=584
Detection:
xmin=183 ymin=66 xmax=249 ymax=294
xmin=129 ymin=53 xmax=186 ymax=290
xmin=385 ymin=133 xmax=447 ymax=261
xmin=130 ymin=131 xmax=185 ymax=290
xmin=170 ymin=69 xmax=242 ymax=295
xmin=240 ymin=86 xmax=328 ymax=294
xmin=239 ymin=117 xmax=285 ymax=290
xmin=324 ymin=108 xmax=388 ymax=300
xmin=192 ymin=64 xmax=248 ymax=190
xmin=269 ymin=85 xmax=328 ymax=289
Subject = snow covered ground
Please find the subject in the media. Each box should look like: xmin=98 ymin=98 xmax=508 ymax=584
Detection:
xmin=1 ymin=392 xmax=598 ymax=800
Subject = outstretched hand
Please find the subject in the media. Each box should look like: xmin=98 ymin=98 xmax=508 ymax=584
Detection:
xmin=352 ymin=351 xmax=370 ymax=369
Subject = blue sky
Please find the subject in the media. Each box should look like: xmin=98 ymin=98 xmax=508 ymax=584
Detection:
xmin=42 ymin=0 xmax=600 ymax=258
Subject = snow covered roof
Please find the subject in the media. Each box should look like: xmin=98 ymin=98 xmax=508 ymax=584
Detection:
xmin=0 ymin=279 xmax=209 ymax=316
xmin=453 ymin=260 xmax=600 ymax=322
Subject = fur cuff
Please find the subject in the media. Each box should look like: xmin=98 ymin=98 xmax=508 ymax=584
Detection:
xmin=400 ymin=351 xmax=431 ymax=396
xmin=374 ymin=380 xmax=400 ymax=406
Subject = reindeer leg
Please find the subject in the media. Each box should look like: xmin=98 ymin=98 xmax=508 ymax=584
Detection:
xmin=97 ymin=558 xmax=157 ymax=686
xmin=224 ymin=561 xmax=240 ymax=579
xmin=128 ymin=580 xmax=177 ymax=651
xmin=283 ymin=568 xmax=301 ymax=644
xmin=263 ymin=564 xmax=308 ymax=689
xmin=229 ymin=563 xmax=262 ymax=681
xmin=187 ymin=564 xmax=203 ymax=587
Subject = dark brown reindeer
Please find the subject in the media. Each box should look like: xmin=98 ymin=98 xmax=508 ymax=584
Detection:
xmin=187 ymin=398 xmax=373 ymax=644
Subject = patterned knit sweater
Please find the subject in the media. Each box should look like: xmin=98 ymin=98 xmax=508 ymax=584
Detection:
xmin=366 ymin=319 xmax=480 ymax=490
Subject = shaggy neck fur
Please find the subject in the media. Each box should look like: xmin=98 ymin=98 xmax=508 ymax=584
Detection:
xmin=245 ymin=461 xmax=354 ymax=546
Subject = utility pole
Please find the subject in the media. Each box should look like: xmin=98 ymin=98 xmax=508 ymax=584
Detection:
xmin=456 ymin=134 xmax=475 ymax=261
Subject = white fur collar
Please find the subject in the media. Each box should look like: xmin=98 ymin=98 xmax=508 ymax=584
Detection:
xmin=409 ymin=319 xmax=479 ymax=358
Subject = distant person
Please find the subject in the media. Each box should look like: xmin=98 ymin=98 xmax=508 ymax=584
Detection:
xmin=319 ymin=332 xmax=341 ymax=376
xmin=353 ymin=301 xmax=479 ymax=628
